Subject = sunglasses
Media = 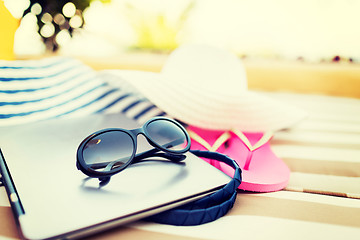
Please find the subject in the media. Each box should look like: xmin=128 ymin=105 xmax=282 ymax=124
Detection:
xmin=76 ymin=117 xmax=191 ymax=183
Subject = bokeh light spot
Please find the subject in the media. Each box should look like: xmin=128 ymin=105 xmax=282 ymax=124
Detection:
xmin=63 ymin=2 xmax=76 ymax=18
xmin=54 ymin=13 xmax=66 ymax=25
xmin=40 ymin=23 xmax=55 ymax=38
xmin=55 ymin=29 xmax=71 ymax=46
xmin=41 ymin=12 xmax=52 ymax=23
xmin=69 ymin=15 xmax=83 ymax=28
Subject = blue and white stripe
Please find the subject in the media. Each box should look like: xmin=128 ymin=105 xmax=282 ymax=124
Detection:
xmin=0 ymin=57 xmax=165 ymax=126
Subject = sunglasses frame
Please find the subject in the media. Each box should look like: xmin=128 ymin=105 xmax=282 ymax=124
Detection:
xmin=76 ymin=117 xmax=191 ymax=179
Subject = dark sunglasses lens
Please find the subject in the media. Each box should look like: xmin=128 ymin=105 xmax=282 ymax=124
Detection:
xmin=82 ymin=131 xmax=134 ymax=173
xmin=146 ymin=119 xmax=188 ymax=152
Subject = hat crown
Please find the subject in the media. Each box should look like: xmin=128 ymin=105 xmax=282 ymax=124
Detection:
xmin=115 ymin=44 xmax=307 ymax=132
xmin=161 ymin=44 xmax=248 ymax=95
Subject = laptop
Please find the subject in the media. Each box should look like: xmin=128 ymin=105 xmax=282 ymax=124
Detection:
xmin=0 ymin=113 xmax=230 ymax=240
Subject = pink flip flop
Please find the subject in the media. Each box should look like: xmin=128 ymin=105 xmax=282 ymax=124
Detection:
xmin=187 ymin=126 xmax=290 ymax=192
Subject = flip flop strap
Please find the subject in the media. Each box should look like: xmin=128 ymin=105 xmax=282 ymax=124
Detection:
xmin=187 ymin=129 xmax=231 ymax=152
xmin=231 ymin=129 xmax=273 ymax=151
xmin=231 ymin=130 xmax=273 ymax=170
xmin=147 ymin=150 xmax=242 ymax=226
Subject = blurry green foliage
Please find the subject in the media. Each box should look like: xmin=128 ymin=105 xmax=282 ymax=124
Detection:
xmin=125 ymin=1 xmax=195 ymax=52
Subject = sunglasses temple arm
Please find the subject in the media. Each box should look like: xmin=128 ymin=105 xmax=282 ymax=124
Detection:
xmin=132 ymin=149 xmax=186 ymax=164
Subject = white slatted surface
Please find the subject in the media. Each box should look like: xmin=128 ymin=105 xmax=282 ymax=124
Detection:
xmin=1 ymin=59 xmax=359 ymax=239
xmin=263 ymin=92 xmax=360 ymax=199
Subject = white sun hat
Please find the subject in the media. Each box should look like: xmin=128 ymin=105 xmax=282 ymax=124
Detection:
xmin=108 ymin=44 xmax=307 ymax=132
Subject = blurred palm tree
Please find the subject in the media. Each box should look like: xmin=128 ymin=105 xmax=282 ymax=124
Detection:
xmin=22 ymin=0 xmax=109 ymax=52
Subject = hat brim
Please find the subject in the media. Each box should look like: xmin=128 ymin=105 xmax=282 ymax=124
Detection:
xmin=106 ymin=70 xmax=307 ymax=132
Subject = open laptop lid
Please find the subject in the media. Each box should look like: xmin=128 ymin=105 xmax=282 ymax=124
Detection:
xmin=0 ymin=114 xmax=230 ymax=240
